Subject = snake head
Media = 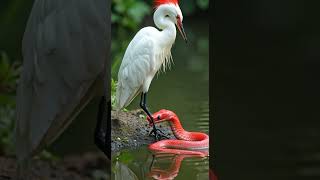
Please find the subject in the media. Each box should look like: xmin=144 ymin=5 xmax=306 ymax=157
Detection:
xmin=146 ymin=109 xmax=177 ymax=125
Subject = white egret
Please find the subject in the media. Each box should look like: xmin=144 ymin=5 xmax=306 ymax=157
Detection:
xmin=115 ymin=0 xmax=187 ymax=140
xmin=14 ymin=0 xmax=110 ymax=179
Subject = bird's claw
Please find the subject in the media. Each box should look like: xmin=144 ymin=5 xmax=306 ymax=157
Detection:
xmin=149 ymin=127 xmax=169 ymax=141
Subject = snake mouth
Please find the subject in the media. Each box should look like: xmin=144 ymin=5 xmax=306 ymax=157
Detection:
xmin=152 ymin=118 xmax=167 ymax=124
xmin=154 ymin=115 xmax=170 ymax=123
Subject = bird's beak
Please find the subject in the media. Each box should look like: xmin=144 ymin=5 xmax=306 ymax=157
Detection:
xmin=177 ymin=21 xmax=187 ymax=43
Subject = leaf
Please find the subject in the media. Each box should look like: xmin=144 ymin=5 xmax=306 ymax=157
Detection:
xmin=128 ymin=2 xmax=150 ymax=24
xmin=111 ymin=14 xmax=121 ymax=23
xmin=114 ymin=3 xmax=126 ymax=13
xmin=196 ymin=0 xmax=209 ymax=10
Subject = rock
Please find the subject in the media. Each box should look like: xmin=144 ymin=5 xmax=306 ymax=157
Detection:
xmin=111 ymin=109 xmax=175 ymax=152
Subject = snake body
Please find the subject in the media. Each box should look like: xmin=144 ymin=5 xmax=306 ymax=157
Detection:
xmin=147 ymin=109 xmax=209 ymax=156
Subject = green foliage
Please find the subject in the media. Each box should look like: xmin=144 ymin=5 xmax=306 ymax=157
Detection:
xmin=111 ymin=78 xmax=117 ymax=109
xmin=178 ymin=0 xmax=209 ymax=15
xmin=36 ymin=150 xmax=60 ymax=162
xmin=115 ymin=150 xmax=134 ymax=164
xmin=111 ymin=78 xmax=128 ymax=111
xmin=112 ymin=0 xmax=150 ymax=30
xmin=0 ymin=51 xmax=20 ymax=104
xmin=0 ymin=51 xmax=19 ymax=156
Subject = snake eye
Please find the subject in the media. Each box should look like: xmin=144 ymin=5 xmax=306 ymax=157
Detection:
xmin=157 ymin=115 xmax=161 ymax=120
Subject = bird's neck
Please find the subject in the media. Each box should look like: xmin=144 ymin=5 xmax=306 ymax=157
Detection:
xmin=153 ymin=6 xmax=177 ymax=46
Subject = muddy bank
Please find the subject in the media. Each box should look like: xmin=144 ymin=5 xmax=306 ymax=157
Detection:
xmin=111 ymin=109 xmax=175 ymax=152
xmin=0 ymin=152 xmax=108 ymax=180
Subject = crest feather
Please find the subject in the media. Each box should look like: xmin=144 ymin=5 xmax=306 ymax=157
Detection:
xmin=154 ymin=0 xmax=179 ymax=9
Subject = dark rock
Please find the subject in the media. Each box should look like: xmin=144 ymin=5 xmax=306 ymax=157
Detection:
xmin=111 ymin=109 xmax=174 ymax=152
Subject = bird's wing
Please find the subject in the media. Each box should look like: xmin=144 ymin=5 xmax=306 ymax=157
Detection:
xmin=116 ymin=34 xmax=156 ymax=109
xmin=15 ymin=0 xmax=107 ymax=160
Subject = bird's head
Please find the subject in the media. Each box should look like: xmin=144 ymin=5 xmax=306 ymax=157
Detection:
xmin=154 ymin=0 xmax=187 ymax=42
xmin=146 ymin=109 xmax=177 ymax=125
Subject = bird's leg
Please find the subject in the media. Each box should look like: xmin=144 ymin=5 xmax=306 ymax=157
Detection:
xmin=149 ymin=154 xmax=156 ymax=171
xmin=140 ymin=93 xmax=158 ymax=140
xmin=94 ymin=96 xmax=111 ymax=159
xmin=140 ymin=93 xmax=169 ymax=140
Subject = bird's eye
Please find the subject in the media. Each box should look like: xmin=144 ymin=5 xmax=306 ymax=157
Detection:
xmin=165 ymin=15 xmax=169 ymax=17
xmin=157 ymin=115 xmax=161 ymax=120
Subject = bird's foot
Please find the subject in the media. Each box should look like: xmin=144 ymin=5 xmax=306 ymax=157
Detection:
xmin=149 ymin=127 xmax=169 ymax=141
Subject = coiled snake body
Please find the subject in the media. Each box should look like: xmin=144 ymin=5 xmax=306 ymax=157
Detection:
xmin=147 ymin=109 xmax=209 ymax=157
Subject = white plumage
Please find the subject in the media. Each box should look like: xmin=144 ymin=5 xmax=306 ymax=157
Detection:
xmin=116 ymin=3 xmax=186 ymax=110
xmin=15 ymin=0 xmax=108 ymax=178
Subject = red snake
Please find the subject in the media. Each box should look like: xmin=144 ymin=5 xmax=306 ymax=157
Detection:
xmin=147 ymin=109 xmax=209 ymax=157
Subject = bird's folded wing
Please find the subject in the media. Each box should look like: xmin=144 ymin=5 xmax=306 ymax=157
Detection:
xmin=15 ymin=0 xmax=107 ymax=159
xmin=116 ymin=36 xmax=155 ymax=109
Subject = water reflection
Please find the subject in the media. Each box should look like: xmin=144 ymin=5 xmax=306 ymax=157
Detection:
xmin=114 ymin=161 xmax=139 ymax=180
xmin=112 ymin=150 xmax=209 ymax=180
xmin=148 ymin=154 xmax=208 ymax=180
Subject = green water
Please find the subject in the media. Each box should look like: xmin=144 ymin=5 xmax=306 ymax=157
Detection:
xmin=112 ymin=148 xmax=209 ymax=180
xmin=111 ymin=18 xmax=209 ymax=180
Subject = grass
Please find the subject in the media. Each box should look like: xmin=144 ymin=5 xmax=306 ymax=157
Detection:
xmin=112 ymin=78 xmax=130 ymax=112
xmin=111 ymin=78 xmax=117 ymax=109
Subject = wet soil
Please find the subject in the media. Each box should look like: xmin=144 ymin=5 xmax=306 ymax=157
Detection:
xmin=111 ymin=109 xmax=175 ymax=152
